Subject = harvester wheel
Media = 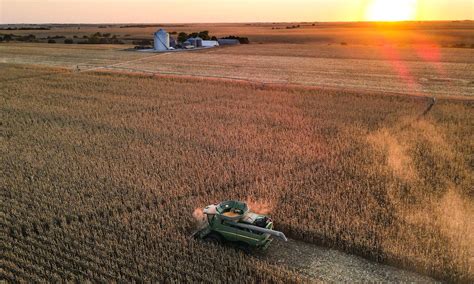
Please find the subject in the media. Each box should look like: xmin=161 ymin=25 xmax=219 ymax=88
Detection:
xmin=204 ymin=233 xmax=222 ymax=245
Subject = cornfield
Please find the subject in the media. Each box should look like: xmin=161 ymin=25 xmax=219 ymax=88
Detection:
xmin=1 ymin=63 xmax=473 ymax=282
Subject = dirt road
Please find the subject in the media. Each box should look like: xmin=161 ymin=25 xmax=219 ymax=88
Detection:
xmin=261 ymin=239 xmax=437 ymax=283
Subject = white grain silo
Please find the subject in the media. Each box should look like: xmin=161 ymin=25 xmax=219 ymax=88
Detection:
xmin=154 ymin=29 xmax=170 ymax=51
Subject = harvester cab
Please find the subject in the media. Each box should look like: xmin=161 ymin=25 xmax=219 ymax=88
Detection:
xmin=194 ymin=200 xmax=287 ymax=252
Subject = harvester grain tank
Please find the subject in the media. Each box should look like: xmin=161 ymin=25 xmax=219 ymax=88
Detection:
xmin=193 ymin=200 xmax=287 ymax=252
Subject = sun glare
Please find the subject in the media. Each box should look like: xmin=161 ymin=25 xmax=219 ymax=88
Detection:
xmin=366 ymin=0 xmax=417 ymax=21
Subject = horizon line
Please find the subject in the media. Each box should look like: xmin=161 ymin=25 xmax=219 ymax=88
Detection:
xmin=1 ymin=19 xmax=473 ymax=25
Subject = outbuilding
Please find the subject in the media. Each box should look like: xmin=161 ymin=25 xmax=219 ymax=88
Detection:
xmin=202 ymin=40 xmax=219 ymax=47
xmin=185 ymin=37 xmax=203 ymax=48
xmin=217 ymin=39 xmax=240 ymax=45
xmin=169 ymin=36 xmax=177 ymax=48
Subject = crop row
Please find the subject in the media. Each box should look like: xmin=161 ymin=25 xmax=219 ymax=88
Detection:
xmin=2 ymin=65 xmax=472 ymax=282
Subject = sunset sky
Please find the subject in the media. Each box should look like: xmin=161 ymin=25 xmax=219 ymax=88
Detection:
xmin=1 ymin=0 xmax=472 ymax=24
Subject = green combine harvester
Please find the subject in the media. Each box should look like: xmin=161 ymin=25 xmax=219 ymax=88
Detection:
xmin=193 ymin=200 xmax=287 ymax=252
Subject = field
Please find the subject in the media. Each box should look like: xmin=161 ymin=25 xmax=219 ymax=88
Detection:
xmin=1 ymin=22 xmax=473 ymax=282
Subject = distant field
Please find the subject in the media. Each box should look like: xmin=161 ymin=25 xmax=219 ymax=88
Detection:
xmin=2 ymin=21 xmax=472 ymax=97
xmin=0 ymin=42 xmax=472 ymax=96
xmin=0 ymin=44 xmax=148 ymax=67
xmin=1 ymin=21 xmax=473 ymax=283
xmin=3 ymin=21 xmax=474 ymax=46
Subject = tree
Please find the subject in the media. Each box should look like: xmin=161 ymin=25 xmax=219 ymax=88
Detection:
xmin=87 ymin=36 xmax=99 ymax=44
xmin=198 ymin=31 xmax=210 ymax=40
xmin=64 ymin=38 xmax=74 ymax=44
xmin=133 ymin=39 xmax=151 ymax=46
xmin=48 ymin=39 xmax=56 ymax=44
xmin=177 ymin=32 xmax=187 ymax=43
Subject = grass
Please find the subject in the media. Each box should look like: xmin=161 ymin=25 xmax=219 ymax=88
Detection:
xmin=2 ymin=62 xmax=472 ymax=282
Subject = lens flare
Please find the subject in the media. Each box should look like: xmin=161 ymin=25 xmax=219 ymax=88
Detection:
xmin=366 ymin=0 xmax=417 ymax=21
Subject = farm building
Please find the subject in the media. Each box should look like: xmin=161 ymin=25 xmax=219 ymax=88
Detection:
xmin=185 ymin=37 xmax=203 ymax=48
xmin=149 ymin=28 xmax=225 ymax=52
xmin=154 ymin=29 xmax=170 ymax=51
xmin=202 ymin=40 xmax=219 ymax=47
xmin=169 ymin=36 xmax=177 ymax=48
xmin=217 ymin=39 xmax=240 ymax=45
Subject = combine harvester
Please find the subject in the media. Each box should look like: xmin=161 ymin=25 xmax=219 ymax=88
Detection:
xmin=193 ymin=200 xmax=287 ymax=253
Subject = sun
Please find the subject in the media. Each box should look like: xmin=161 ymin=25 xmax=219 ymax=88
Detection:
xmin=365 ymin=0 xmax=417 ymax=21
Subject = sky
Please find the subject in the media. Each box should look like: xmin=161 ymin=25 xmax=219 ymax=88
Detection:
xmin=0 ymin=0 xmax=472 ymax=24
